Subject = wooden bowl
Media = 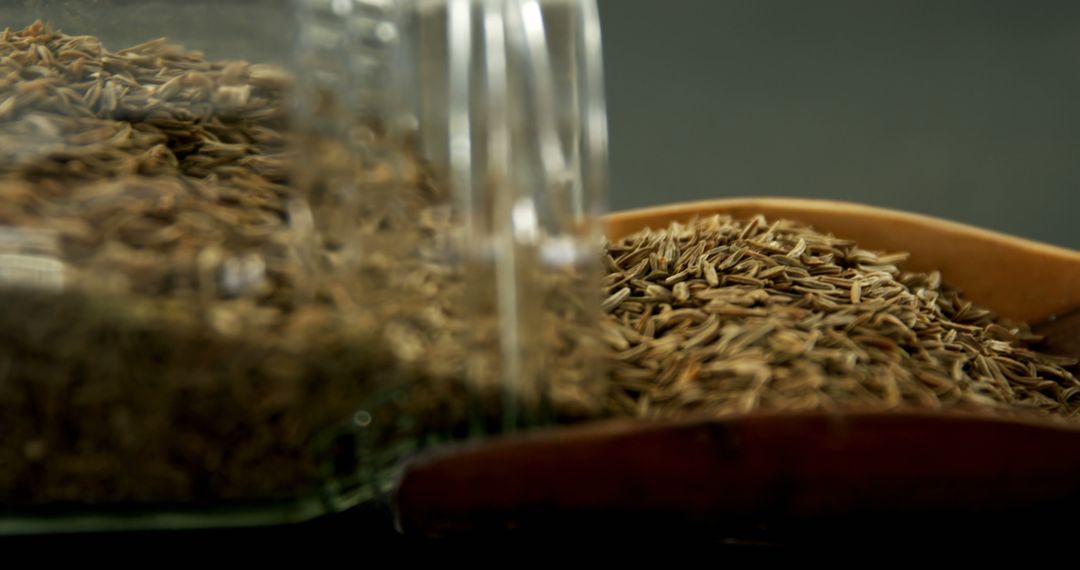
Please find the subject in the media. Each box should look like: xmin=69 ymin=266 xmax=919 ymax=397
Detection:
xmin=395 ymin=198 xmax=1080 ymax=537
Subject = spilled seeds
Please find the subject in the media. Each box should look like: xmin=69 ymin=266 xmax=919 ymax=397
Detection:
xmin=601 ymin=215 xmax=1080 ymax=419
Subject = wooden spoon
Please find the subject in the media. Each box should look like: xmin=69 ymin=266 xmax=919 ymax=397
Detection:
xmin=395 ymin=198 xmax=1080 ymax=536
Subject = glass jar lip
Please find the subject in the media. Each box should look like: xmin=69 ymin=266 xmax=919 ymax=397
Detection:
xmin=432 ymin=0 xmax=608 ymax=218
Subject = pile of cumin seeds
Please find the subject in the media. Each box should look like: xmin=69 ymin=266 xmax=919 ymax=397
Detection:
xmin=601 ymin=214 xmax=1080 ymax=419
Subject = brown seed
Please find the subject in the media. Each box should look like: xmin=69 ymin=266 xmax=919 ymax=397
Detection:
xmin=602 ymin=287 xmax=631 ymax=313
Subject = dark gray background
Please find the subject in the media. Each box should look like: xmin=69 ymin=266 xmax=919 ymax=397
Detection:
xmin=598 ymin=0 xmax=1080 ymax=248
xmin=2 ymin=1 xmax=1078 ymax=248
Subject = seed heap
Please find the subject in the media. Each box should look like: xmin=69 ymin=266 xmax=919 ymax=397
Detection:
xmin=601 ymin=215 xmax=1080 ymax=419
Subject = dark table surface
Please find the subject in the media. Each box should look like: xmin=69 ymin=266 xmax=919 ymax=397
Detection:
xmin=1 ymin=503 xmax=1075 ymax=551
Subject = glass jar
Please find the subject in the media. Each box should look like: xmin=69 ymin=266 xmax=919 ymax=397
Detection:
xmin=0 ymin=0 xmax=386 ymax=532
xmin=0 ymin=0 xmax=609 ymax=533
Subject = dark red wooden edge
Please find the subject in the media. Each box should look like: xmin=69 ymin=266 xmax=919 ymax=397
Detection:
xmin=395 ymin=411 xmax=1080 ymax=536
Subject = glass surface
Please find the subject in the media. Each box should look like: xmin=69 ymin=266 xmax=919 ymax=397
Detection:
xmin=0 ymin=0 xmax=609 ymax=532
xmin=0 ymin=0 xmax=391 ymax=530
